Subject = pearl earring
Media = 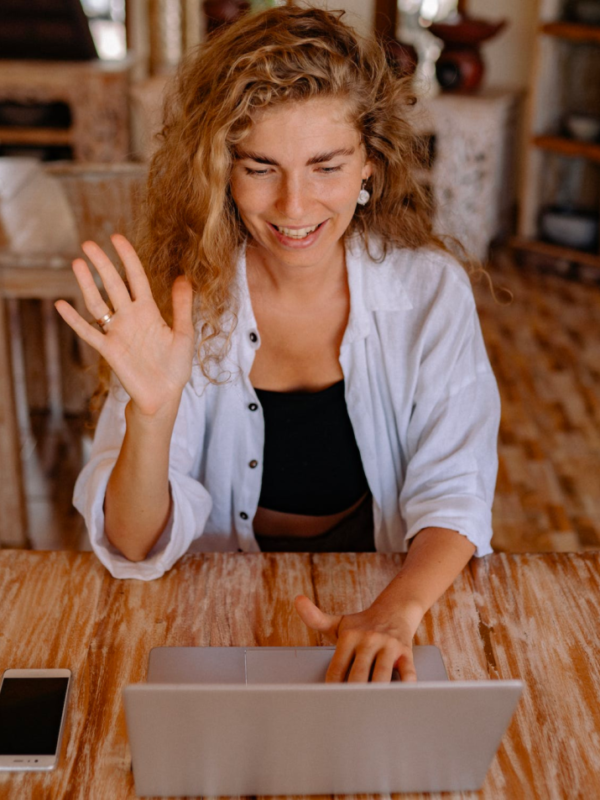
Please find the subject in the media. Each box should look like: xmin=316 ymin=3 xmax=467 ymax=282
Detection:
xmin=357 ymin=179 xmax=370 ymax=206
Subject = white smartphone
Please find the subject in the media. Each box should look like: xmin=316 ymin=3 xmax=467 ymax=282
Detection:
xmin=0 ymin=668 xmax=71 ymax=771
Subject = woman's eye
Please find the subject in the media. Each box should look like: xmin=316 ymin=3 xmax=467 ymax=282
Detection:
xmin=244 ymin=165 xmax=344 ymax=176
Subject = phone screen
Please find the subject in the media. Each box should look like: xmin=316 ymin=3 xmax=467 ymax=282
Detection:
xmin=0 ymin=677 xmax=70 ymax=756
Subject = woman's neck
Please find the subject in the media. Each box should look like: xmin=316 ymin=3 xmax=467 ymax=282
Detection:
xmin=245 ymin=238 xmax=346 ymax=303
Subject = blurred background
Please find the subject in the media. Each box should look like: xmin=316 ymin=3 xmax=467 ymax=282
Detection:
xmin=0 ymin=0 xmax=599 ymax=557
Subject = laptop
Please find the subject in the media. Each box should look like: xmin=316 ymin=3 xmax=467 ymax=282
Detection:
xmin=123 ymin=646 xmax=522 ymax=797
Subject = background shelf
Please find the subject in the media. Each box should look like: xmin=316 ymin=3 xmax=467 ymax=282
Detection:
xmin=532 ymin=135 xmax=600 ymax=163
xmin=540 ymin=21 xmax=600 ymax=45
xmin=511 ymin=236 xmax=600 ymax=268
xmin=517 ymin=3 xmax=600 ymax=267
xmin=0 ymin=127 xmax=73 ymax=146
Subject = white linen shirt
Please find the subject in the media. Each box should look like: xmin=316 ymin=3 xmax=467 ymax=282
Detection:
xmin=73 ymin=235 xmax=500 ymax=580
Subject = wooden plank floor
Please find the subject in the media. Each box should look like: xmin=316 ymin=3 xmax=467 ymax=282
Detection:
xmin=476 ymin=249 xmax=600 ymax=553
xmin=16 ymin=248 xmax=600 ymax=554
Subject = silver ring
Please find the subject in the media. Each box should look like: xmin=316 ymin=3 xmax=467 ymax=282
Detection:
xmin=96 ymin=312 xmax=114 ymax=331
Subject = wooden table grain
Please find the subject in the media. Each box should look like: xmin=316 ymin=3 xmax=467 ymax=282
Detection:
xmin=0 ymin=551 xmax=599 ymax=799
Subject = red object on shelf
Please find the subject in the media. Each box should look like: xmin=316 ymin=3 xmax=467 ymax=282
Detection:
xmin=429 ymin=17 xmax=506 ymax=47
xmin=429 ymin=14 xmax=507 ymax=93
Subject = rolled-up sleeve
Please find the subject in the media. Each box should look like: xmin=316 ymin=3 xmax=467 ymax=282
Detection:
xmin=399 ymin=282 xmax=500 ymax=557
xmin=73 ymin=378 xmax=212 ymax=580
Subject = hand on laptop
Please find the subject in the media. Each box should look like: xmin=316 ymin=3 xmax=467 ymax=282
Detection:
xmin=294 ymin=595 xmax=418 ymax=683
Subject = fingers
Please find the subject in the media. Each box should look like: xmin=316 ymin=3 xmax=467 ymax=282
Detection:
xmin=110 ymin=234 xmax=153 ymax=301
xmin=395 ymin=652 xmax=418 ymax=683
xmin=294 ymin=595 xmax=342 ymax=643
xmin=369 ymin=649 xmax=399 ymax=683
xmin=171 ymin=275 xmax=195 ymax=338
xmin=81 ymin=240 xmax=132 ymax=311
xmin=325 ymin=634 xmax=356 ymax=683
xmin=54 ymin=299 xmax=107 ymax=354
xmin=346 ymin=635 xmax=394 ymax=683
xmin=71 ymin=258 xmax=112 ymax=323
xmin=326 ymin=630 xmax=414 ymax=683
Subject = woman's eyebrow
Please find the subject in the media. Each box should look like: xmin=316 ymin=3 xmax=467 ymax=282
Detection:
xmin=234 ymin=147 xmax=356 ymax=166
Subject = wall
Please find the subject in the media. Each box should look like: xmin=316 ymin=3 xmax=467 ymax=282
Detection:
xmin=307 ymin=0 xmax=374 ymax=37
xmin=469 ymin=0 xmax=538 ymax=91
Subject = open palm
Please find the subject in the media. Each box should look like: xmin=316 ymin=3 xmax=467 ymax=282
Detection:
xmin=55 ymin=234 xmax=195 ymax=417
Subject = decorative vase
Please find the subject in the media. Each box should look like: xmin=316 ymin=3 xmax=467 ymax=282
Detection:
xmin=429 ymin=14 xmax=507 ymax=93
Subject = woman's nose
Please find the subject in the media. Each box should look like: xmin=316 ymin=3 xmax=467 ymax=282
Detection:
xmin=275 ymin=175 xmax=311 ymax=221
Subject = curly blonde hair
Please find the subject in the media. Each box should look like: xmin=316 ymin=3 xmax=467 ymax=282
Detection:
xmin=92 ymin=5 xmax=471 ymax=413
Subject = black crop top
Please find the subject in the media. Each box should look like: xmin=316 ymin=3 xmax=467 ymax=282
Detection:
xmin=254 ymin=379 xmax=369 ymax=516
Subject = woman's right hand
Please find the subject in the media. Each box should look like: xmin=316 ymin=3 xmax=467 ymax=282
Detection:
xmin=54 ymin=234 xmax=196 ymax=419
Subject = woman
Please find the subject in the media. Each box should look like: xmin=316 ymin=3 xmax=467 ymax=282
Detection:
xmin=55 ymin=6 xmax=500 ymax=683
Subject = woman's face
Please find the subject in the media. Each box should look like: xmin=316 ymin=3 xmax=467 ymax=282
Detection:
xmin=229 ymin=97 xmax=372 ymax=273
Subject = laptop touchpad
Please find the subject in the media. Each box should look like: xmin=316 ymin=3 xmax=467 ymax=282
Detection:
xmin=245 ymin=648 xmax=333 ymax=684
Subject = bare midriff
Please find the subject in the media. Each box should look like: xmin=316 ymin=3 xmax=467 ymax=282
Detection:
xmin=253 ymin=491 xmax=369 ymax=538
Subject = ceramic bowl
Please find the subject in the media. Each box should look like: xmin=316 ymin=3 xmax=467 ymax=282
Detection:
xmin=540 ymin=207 xmax=598 ymax=250
xmin=429 ymin=16 xmax=507 ymax=46
xmin=565 ymin=114 xmax=600 ymax=142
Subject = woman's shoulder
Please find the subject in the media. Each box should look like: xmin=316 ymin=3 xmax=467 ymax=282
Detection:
xmin=355 ymin=237 xmax=475 ymax=310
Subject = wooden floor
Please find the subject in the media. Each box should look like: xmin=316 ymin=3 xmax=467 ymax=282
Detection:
xmin=17 ymin=248 xmax=600 ymax=554
xmin=477 ymin=249 xmax=600 ymax=553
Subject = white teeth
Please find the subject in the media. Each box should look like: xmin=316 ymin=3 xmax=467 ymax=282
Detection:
xmin=276 ymin=223 xmax=320 ymax=239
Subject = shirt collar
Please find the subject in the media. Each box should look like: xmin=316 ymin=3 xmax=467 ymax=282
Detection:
xmin=218 ymin=233 xmax=415 ymax=358
xmin=190 ymin=235 xmax=414 ymax=389
xmin=342 ymin=233 xmax=413 ymax=346
xmin=233 ymin=238 xmax=257 ymax=334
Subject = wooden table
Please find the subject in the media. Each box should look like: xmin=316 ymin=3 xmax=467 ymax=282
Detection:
xmin=0 ymin=551 xmax=599 ymax=799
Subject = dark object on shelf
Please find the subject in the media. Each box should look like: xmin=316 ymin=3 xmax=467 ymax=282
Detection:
xmin=572 ymin=0 xmax=600 ymax=25
xmin=0 ymin=145 xmax=74 ymax=161
xmin=539 ymin=205 xmax=599 ymax=251
xmin=430 ymin=14 xmax=507 ymax=93
xmin=203 ymin=0 xmax=251 ymax=37
xmin=384 ymin=39 xmax=419 ymax=78
xmin=564 ymin=113 xmax=600 ymax=142
xmin=0 ymin=102 xmax=72 ymax=130
xmin=0 ymin=0 xmax=97 ymax=60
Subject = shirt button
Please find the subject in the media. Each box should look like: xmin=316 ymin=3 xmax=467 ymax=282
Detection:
xmin=249 ymin=460 xmax=258 ymax=468
xmin=249 ymin=331 xmax=258 ymax=343
xmin=248 ymin=403 xmax=258 ymax=411
xmin=239 ymin=511 xmax=249 ymax=520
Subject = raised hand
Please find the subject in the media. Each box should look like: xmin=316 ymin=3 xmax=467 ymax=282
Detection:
xmin=294 ymin=595 xmax=418 ymax=683
xmin=54 ymin=234 xmax=195 ymax=418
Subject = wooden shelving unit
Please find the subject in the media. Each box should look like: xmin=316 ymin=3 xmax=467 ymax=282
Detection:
xmin=0 ymin=127 xmax=73 ymax=147
xmin=513 ymin=1 xmax=600 ymax=271
xmin=532 ymin=134 xmax=600 ymax=163
xmin=511 ymin=235 xmax=600 ymax=268
xmin=0 ymin=59 xmax=134 ymax=161
xmin=540 ymin=20 xmax=600 ymax=44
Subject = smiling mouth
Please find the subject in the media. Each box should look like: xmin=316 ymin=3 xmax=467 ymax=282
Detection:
xmin=271 ymin=221 xmax=326 ymax=239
